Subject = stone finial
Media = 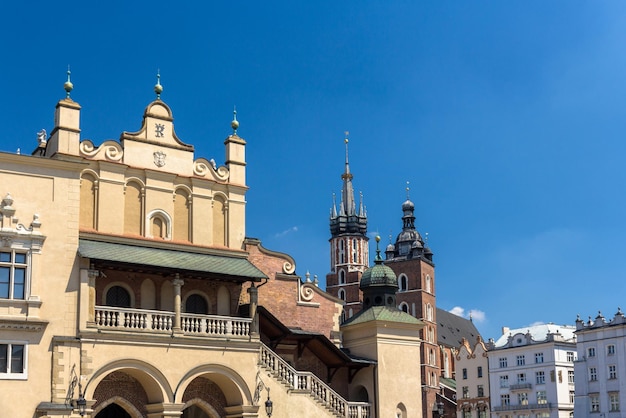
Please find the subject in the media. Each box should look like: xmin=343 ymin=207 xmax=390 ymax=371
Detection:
xmin=64 ymin=66 xmax=73 ymax=99
xmin=154 ymin=70 xmax=163 ymax=100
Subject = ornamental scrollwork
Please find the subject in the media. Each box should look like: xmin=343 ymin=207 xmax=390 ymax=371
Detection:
xmin=282 ymin=261 xmax=295 ymax=275
xmin=300 ymin=284 xmax=315 ymax=302
xmin=79 ymin=140 xmax=124 ymax=161
xmin=193 ymin=158 xmax=229 ymax=181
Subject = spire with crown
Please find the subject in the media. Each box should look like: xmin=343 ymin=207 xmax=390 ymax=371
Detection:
xmin=387 ymin=181 xmax=433 ymax=263
xmin=330 ymin=132 xmax=367 ymax=238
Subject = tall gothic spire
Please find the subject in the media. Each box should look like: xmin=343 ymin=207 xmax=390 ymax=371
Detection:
xmin=341 ymin=132 xmax=356 ymax=217
xmin=329 ymin=132 xmax=367 ymax=238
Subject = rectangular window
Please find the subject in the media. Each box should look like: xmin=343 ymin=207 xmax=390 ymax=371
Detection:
xmin=591 ymin=394 xmax=600 ymax=412
xmin=499 ymin=357 xmax=508 ymax=368
xmin=0 ymin=343 xmax=26 ymax=379
xmin=537 ymin=390 xmax=547 ymax=405
xmin=536 ymin=371 xmax=545 ymax=384
xmin=568 ymin=370 xmax=575 ymax=384
xmin=462 ymin=368 xmax=467 ymax=379
xmin=516 ymin=355 xmax=525 ymax=366
xmin=0 ymin=251 xmax=27 ymax=300
xmin=589 ymin=367 xmax=597 ymax=381
xmin=535 ymin=352 xmax=544 ymax=363
xmin=517 ymin=373 xmax=526 ymax=383
xmin=609 ymin=365 xmax=617 ymax=379
xmin=610 ymin=392 xmax=620 ymax=412
xmin=566 ymin=351 xmax=575 ymax=362
xmin=477 ymin=384 xmax=484 ymax=397
xmin=477 ymin=366 xmax=483 ymax=378
xmin=608 ymin=344 xmax=616 ymax=355
xmin=518 ymin=392 xmax=528 ymax=405
xmin=501 ymin=394 xmax=510 ymax=406
xmin=500 ymin=375 xmax=509 ymax=388
xmin=588 ymin=347 xmax=596 ymax=357
xmin=569 ymin=390 xmax=575 ymax=404
xmin=462 ymin=386 xmax=469 ymax=399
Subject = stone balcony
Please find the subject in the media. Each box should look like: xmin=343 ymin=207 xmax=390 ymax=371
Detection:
xmin=92 ymin=305 xmax=253 ymax=339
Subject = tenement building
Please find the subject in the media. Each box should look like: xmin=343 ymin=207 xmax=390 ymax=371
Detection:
xmin=0 ymin=74 xmax=422 ymax=418
xmin=488 ymin=324 xmax=576 ymax=418
xmin=574 ymin=309 xmax=626 ymax=417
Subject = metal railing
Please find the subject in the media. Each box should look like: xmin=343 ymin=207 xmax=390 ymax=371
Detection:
xmin=493 ymin=402 xmax=551 ymax=412
xmin=259 ymin=343 xmax=371 ymax=418
xmin=94 ymin=306 xmax=251 ymax=338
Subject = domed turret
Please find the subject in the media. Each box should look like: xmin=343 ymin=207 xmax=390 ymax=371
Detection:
xmin=360 ymin=236 xmax=398 ymax=309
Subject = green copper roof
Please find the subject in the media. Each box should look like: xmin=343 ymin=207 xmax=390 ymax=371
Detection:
xmin=78 ymin=239 xmax=266 ymax=280
xmin=342 ymin=306 xmax=425 ymax=326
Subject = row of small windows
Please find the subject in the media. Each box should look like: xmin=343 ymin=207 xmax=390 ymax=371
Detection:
xmin=588 ymin=344 xmax=616 ymax=357
xmin=590 ymin=392 xmax=620 ymax=413
xmin=461 ymin=366 xmax=483 ymax=380
xmin=337 ymin=238 xmax=360 ymax=264
xmin=498 ymin=351 xmax=576 ymax=368
xmin=500 ymin=391 xmax=548 ymax=407
xmin=589 ymin=365 xmax=619 ymax=381
xmin=499 ymin=370 xmax=574 ymax=387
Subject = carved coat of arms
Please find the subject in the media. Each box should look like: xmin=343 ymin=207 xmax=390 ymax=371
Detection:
xmin=153 ymin=151 xmax=167 ymax=167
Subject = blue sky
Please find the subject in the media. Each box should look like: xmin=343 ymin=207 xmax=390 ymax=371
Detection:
xmin=2 ymin=2 xmax=626 ymax=341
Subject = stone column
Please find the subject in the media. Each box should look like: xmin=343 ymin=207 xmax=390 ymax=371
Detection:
xmin=247 ymin=283 xmax=259 ymax=337
xmin=172 ymin=275 xmax=184 ymax=333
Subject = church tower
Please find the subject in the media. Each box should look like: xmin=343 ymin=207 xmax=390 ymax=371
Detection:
xmin=384 ymin=185 xmax=440 ymax=418
xmin=326 ymin=134 xmax=368 ymax=318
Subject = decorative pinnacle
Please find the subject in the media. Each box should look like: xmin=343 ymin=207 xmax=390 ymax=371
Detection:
xmin=341 ymin=131 xmax=353 ymax=181
xmin=64 ymin=66 xmax=73 ymax=99
xmin=374 ymin=235 xmax=382 ymax=261
xmin=231 ymin=106 xmax=239 ymax=134
xmin=406 ymin=181 xmax=410 ymax=199
xmin=154 ymin=70 xmax=163 ymax=99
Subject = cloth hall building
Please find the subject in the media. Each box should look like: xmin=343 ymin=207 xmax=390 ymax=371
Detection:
xmin=0 ymin=75 xmax=424 ymax=418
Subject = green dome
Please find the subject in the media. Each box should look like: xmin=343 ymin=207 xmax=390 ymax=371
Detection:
xmin=360 ymin=236 xmax=398 ymax=290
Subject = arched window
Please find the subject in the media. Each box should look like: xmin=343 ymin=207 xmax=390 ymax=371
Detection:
xmin=80 ymin=173 xmax=97 ymax=230
xmin=124 ymin=181 xmax=142 ymax=236
xmin=106 ymin=286 xmax=131 ymax=308
xmin=425 ymin=274 xmax=432 ymax=293
xmin=399 ymin=274 xmax=408 ymax=292
xmin=212 ymin=195 xmax=227 ymax=246
xmin=147 ymin=209 xmax=172 ymax=240
xmin=426 ymin=303 xmax=433 ymax=321
xmin=338 ymin=288 xmax=346 ymax=301
xmin=399 ymin=302 xmax=409 ymax=313
xmin=339 ymin=269 xmax=346 ymax=284
xmin=339 ymin=239 xmax=345 ymax=264
xmin=185 ymin=294 xmax=208 ymax=314
xmin=352 ymin=238 xmax=357 ymax=263
xmin=173 ymin=188 xmax=190 ymax=242
xmin=217 ymin=286 xmax=230 ymax=315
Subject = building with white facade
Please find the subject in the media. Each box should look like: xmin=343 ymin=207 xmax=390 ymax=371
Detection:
xmin=574 ymin=308 xmax=626 ymax=418
xmin=488 ymin=324 xmax=577 ymax=418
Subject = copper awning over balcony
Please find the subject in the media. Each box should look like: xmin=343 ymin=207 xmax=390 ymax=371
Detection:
xmin=78 ymin=237 xmax=266 ymax=281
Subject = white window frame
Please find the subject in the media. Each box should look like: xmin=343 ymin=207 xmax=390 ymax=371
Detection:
xmin=608 ymin=344 xmax=616 ymax=355
xmin=0 ymin=341 xmax=28 ymax=380
xmin=0 ymin=249 xmax=30 ymax=300
xmin=536 ymin=371 xmax=545 ymax=384
xmin=588 ymin=347 xmax=596 ymax=357
xmin=535 ymin=352 xmax=544 ymax=363
xmin=609 ymin=365 xmax=617 ymax=380
xmin=516 ymin=354 xmax=525 ymax=366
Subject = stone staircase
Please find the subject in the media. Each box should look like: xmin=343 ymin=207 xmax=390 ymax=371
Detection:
xmin=259 ymin=343 xmax=371 ymax=418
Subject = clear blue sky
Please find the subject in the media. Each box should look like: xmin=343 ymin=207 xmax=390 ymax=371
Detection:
xmin=2 ymin=1 xmax=626 ymax=341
